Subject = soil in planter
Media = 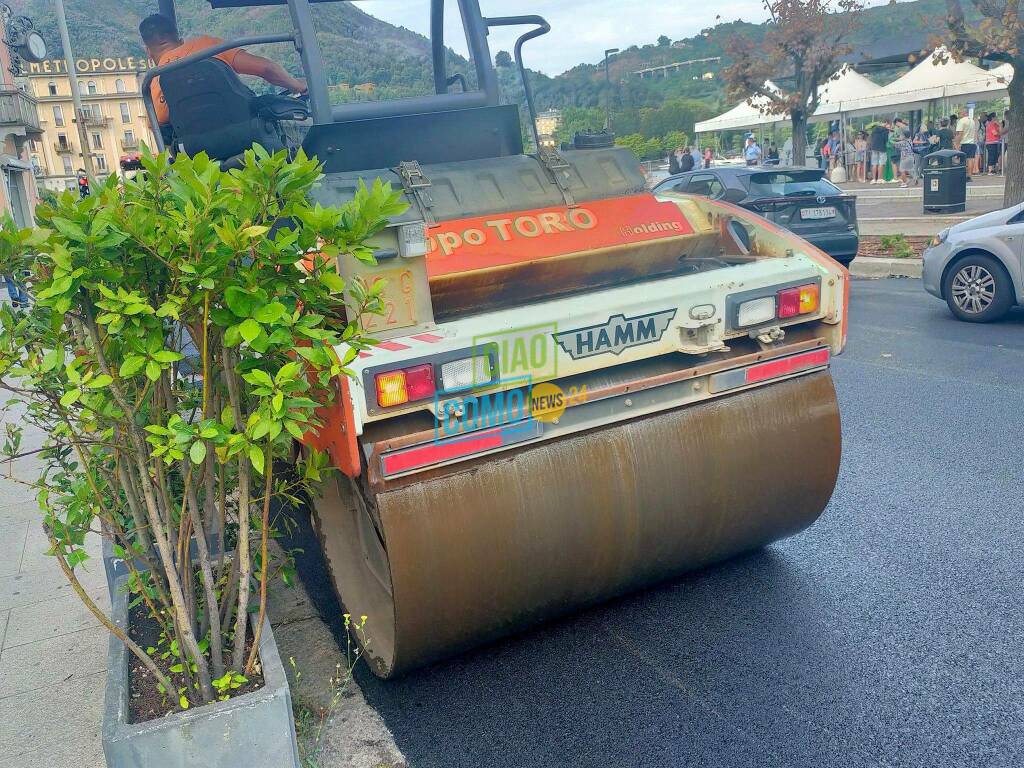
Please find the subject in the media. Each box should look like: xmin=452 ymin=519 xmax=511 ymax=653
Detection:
xmin=127 ymin=601 xmax=265 ymax=723
xmin=858 ymin=235 xmax=930 ymax=259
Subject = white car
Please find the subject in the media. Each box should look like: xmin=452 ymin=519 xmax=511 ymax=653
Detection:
xmin=922 ymin=204 xmax=1024 ymax=322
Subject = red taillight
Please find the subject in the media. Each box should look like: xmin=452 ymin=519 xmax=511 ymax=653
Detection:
xmin=403 ymin=364 xmax=435 ymax=400
xmin=778 ymin=287 xmax=801 ymax=318
xmin=375 ymin=363 xmax=436 ymax=408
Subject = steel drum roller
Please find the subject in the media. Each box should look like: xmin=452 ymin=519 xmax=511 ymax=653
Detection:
xmin=311 ymin=371 xmax=841 ymax=678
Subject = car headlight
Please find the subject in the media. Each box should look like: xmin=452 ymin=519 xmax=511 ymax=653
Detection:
xmin=930 ymin=228 xmax=949 ymax=247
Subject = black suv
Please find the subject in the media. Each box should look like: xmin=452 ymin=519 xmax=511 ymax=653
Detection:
xmin=653 ymin=167 xmax=858 ymax=265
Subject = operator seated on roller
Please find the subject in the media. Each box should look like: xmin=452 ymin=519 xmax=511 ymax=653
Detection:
xmin=139 ymin=13 xmax=308 ymax=132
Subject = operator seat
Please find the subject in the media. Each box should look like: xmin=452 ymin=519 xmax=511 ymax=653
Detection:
xmin=158 ymin=58 xmax=309 ymax=169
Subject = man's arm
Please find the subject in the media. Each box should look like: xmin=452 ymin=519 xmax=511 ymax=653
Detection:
xmin=232 ymin=50 xmax=307 ymax=94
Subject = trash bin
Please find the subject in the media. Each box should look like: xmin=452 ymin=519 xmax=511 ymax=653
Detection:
xmin=922 ymin=150 xmax=967 ymax=213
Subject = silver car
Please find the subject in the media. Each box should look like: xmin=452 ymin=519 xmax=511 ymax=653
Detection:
xmin=923 ymin=204 xmax=1024 ymax=322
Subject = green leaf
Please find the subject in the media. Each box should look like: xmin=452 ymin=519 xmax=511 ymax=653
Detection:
xmin=85 ymin=374 xmax=113 ymax=389
xmin=239 ymin=319 xmax=261 ymax=343
xmin=59 ymin=388 xmax=81 ymax=407
xmin=249 ymin=444 xmax=264 ymax=474
xmin=41 ymin=348 xmax=64 ymax=372
xmin=242 ymin=369 xmax=274 ymax=388
xmin=189 ymin=441 xmax=207 ymax=464
xmin=145 ymin=361 xmax=161 ymax=382
xmin=119 ymin=355 xmax=146 ymax=377
xmin=320 ymin=270 xmax=345 ymax=293
xmin=253 ymin=302 xmax=286 ymax=323
xmin=179 ymin=695 xmax=190 ymax=710
xmin=152 ymin=350 xmax=183 ymax=364
xmin=225 ymin=286 xmax=257 ymax=317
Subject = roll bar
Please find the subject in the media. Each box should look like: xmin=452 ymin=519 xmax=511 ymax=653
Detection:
xmin=482 ymin=15 xmax=551 ymax=150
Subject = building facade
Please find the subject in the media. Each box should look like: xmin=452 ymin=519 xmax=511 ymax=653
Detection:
xmin=535 ymin=109 xmax=561 ymax=149
xmin=0 ymin=14 xmax=43 ymax=227
xmin=24 ymin=57 xmax=158 ymax=193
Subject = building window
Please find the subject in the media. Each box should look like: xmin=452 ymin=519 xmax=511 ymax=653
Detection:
xmin=57 ymin=133 xmax=69 ymax=150
xmin=47 ymin=81 xmax=57 ymax=96
xmin=95 ymin=155 xmax=107 ymax=172
xmin=53 ymin=105 xmax=64 ymax=127
xmin=120 ymin=102 xmax=131 ymax=124
xmin=115 ymin=78 xmax=126 ymax=93
xmin=30 ymin=139 xmax=37 ymax=151
xmin=87 ymin=81 xmax=97 ymax=95
xmin=91 ymin=132 xmax=102 ymax=150
xmin=62 ymin=156 xmax=74 ymax=175
xmin=77 ymin=80 xmax=84 ymax=93
xmin=124 ymin=130 xmax=136 ymax=145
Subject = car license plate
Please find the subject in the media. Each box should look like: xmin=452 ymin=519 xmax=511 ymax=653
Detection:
xmin=359 ymin=267 xmax=417 ymax=332
xmin=800 ymin=206 xmax=837 ymax=220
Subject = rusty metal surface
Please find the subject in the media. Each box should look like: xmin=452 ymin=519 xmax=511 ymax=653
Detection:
xmin=312 ymin=371 xmax=841 ymax=678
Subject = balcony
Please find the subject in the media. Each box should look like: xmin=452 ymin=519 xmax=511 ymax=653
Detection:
xmin=54 ymin=142 xmax=73 ymax=154
xmin=80 ymin=113 xmax=111 ymax=127
xmin=0 ymin=87 xmax=42 ymax=135
xmin=120 ymin=137 xmax=139 ymax=150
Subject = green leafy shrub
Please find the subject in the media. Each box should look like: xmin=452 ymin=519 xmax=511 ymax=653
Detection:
xmin=0 ymin=146 xmax=405 ymax=711
xmin=879 ymin=234 xmax=915 ymax=259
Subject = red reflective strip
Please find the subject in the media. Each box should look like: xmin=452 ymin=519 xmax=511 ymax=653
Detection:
xmin=381 ymin=428 xmax=505 ymax=476
xmin=412 ymin=333 xmax=444 ymax=343
xmin=376 ymin=340 xmax=411 ymax=352
xmin=358 ymin=351 xmax=372 ymax=359
xmin=745 ymin=348 xmax=830 ymax=384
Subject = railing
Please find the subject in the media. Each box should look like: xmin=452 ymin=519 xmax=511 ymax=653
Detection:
xmin=81 ymin=113 xmax=111 ymax=127
xmin=0 ymin=87 xmax=41 ymax=132
xmin=54 ymin=142 xmax=73 ymax=154
xmin=121 ymin=138 xmax=139 ymax=150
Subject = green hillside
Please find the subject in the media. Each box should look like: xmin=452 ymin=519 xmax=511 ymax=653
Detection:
xmin=11 ymin=0 xmax=957 ymax=150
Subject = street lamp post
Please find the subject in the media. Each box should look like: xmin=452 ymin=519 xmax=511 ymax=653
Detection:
xmin=52 ymin=0 xmax=95 ymax=183
xmin=603 ymin=48 xmax=619 ymax=130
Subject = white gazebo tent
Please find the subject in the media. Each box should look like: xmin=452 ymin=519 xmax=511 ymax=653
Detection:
xmin=693 ymin=81 xmax=787 ymax=134
xmin=837 ymin=48 xmax=1009 ymax=117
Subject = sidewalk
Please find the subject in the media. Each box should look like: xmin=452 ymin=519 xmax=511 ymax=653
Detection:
xmin=0 ymin=324 xmax=107 ymax=767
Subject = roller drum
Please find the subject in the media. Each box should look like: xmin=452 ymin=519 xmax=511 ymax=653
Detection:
xmin=311 ymin=371 xmax=841 ymax=678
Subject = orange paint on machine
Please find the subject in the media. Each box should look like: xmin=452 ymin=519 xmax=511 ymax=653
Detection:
xmin=424 ymin=195 xmax=694 ymax=277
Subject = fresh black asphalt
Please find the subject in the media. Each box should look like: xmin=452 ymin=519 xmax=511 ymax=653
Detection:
xmin=299 ymin=279 xmax=1024 ymax=768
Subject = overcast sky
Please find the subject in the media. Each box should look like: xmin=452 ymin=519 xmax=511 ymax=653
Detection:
xmin=359 ymin=0 xmax=890 ymax=75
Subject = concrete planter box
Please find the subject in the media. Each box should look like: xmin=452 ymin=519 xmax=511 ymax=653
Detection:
xmin=102 ymin=574 xmax=300 ymax=768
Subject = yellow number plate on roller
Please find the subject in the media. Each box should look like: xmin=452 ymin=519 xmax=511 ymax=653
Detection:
xmin=360 ymin=267 xmax=417 ymax=332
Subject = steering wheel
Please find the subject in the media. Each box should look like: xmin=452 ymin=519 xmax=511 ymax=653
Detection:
xmin=276 ymin=88 xmax=309 ymax=100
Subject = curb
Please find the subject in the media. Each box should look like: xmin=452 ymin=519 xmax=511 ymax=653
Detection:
xmin=268 ymin=558 xmax=408 ymax=768
xmin=848 ymin=257 xmax=923 ymax=279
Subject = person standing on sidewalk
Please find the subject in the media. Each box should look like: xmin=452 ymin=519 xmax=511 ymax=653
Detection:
xmin=869 ymin=120 xmax=891 ymax=184
xmin=744 ymin=136 xmax=762 ymax=166
xmin=895 ymin=130 xmax=917 ymax=187
xmin=985 ymin=112 xmax=1002 ymax=174
xmin=854 ymin=131 xmax=868 ymax=182
xmin=954 ymin=107 xmax=978 ymax=176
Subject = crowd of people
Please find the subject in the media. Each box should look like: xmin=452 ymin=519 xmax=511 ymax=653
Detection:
xmin=818 ymin=109 xmax=1008 ymax=186
xmin=665 ymin=108 xmax=1006 ymax=183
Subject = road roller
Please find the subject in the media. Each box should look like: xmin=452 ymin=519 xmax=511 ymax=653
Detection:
xmin=144 ymin=0 xmax=847 ymax=678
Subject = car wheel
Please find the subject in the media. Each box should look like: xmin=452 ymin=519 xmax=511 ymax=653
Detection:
xmin=942 ymin=253 xmax=1014 ymax=323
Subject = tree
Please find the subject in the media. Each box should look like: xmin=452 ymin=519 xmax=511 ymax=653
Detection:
xmin=721 ymin=0 xmax=864 ymax=166
xmin=941 ymin=0 xmax=1023 ymax=205
xmin=495 ymin=50 xmax=513 ymax=68
xmin=658 ymin=35 xmax=672 ymax=47
xmin=0 ymin=149 xmax=404 ymax=710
